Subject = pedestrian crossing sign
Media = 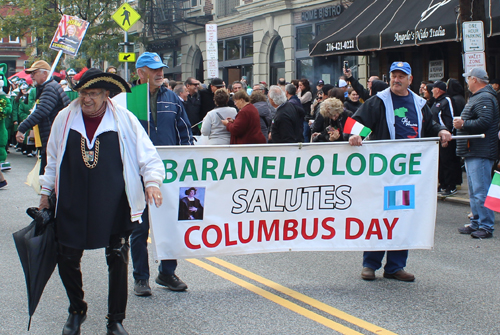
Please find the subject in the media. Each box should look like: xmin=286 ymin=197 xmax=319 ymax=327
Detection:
xmin=112 ymin=3 xmax=141 ymax=31
xmin=119 ymin=53 xmax=136 ymax=62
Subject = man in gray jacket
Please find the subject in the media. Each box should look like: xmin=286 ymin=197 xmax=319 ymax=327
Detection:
xmin=455 ymin=68 xmax=499 ymax=239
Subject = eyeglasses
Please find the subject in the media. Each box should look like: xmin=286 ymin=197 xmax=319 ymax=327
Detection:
xmin=188 ymin=82 xmax=200 ymax=86
xmin=79 ymin=90 xmax=104 ymax=99
xmin=29 ymin=70 xmax=39 ymax=77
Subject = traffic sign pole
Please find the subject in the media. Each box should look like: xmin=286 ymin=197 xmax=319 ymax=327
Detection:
xmin=124 ymin=31 xmax=128 ymax=82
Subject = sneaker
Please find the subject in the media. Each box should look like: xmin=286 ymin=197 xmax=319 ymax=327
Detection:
xmin=458 ymin=226 xmax=477 ymax=234
xmin=22 ymin=151 xmax=27 ymax=155
xmin=27 ymin=153 xmax=33 ymax=157
xmin=471 ymin=229 xmax=492 ymax=239
xmin=155 ymin=273 xmax=188 ymax=291
xmin=0 ymin=162 xmax=11 ymax=171
xmin=16 ymin=148 xmax=22 ymax=152
xmin=383 ymin=270 xmax=415 ymax=282
xmin=134 ymin=279 xmax=152 ymax=296
xmin=441 ymin=188 xmax=457 ymax=196
xmin=0 ymin=180 xmax=7 ymax=190
xmin=361 ymin=267 xmax=376 ymax=280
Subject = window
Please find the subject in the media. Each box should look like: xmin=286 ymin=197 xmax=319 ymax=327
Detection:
xmin=296 ymin=26 xmax=313 ymax=50
xmin=225 ymin=38 xmax=240 ymax=60
xmin=9 ymin=36 xmax=19 ymax=43
xmin=316 ymin=22 xmax=332 ymax=37
xmin=162 ymin=51 xmax=174 ymax=68
xmin=242 ymin=36 xmax=253 ymax=58
xmin=297 ymin=58 xmax=313 ymax=82
xmin=218 ymin=41 xmax=224 ymax=60
xmin=176 ymin=52 xmax=182 ymax=67
xmin=217 ymin=0 xmax=239 ymax=17
xmin=191 ymin=0 xmax=198 ymax=6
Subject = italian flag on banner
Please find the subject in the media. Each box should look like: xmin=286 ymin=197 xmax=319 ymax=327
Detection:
xmin=343 ymin=117 xmax=371 ymax=137
xmin=112 ymin=83 xmax=149 ymax=122
xmin=484 ymin=171 xmax=500 ymax=212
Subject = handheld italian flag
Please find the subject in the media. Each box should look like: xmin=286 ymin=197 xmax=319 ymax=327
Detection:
xmin=112 ymin=83 xmax=149 ymax=123
xmin=343 ymin=117 xmax=372 ymax=137
xmin=484 ymin=171 xmax=500 ymax=212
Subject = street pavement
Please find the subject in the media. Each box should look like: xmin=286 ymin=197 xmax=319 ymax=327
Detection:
xmin=1 ymin=150 xmax=500 ymax=335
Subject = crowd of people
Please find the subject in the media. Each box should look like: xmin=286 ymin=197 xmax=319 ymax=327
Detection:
xmin=1 ymin=52 xmax=500 ymax=335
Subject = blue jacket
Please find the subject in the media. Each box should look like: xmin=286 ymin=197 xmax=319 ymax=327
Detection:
xmin=141 ymin=85 xmax=194 ymax=146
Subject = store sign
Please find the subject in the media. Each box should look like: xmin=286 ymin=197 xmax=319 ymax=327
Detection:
xmin=428 ymin=60 xmax=444 ymax=81
xmin=394 ymin=26 xmax=446 ymax=45
xmin=302 ymin=5 xmax=343 ymax=22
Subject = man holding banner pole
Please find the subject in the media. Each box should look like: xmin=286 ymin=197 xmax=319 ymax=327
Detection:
xmin=348 ymin=61 xmax=452 ymax=282
xmin=130 ymin=52 xmax=194 ymax=296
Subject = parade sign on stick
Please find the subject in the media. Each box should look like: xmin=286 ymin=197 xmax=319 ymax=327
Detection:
xmin=150 ymin=140 xmax=439 ymax=259
xmin=49 ymin=15 xmax=89 ymax=56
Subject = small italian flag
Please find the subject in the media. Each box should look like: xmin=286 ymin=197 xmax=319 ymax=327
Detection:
xmin=112 ymin=83 xmax=149 ymax=122
xmin=484 ymin=171 xmax=500 ymax=212
xmin=343 ymin=117 xmax=371 ymax=137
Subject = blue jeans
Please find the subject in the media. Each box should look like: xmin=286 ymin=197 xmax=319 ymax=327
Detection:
xmin=130 ymin=206 xmax=177 ymax=280
xmin=363 ymin=250 xmax=408 ymax=274
xmin=465 ymin=157 xmax=495 ymax=233
xmin=303 ymin=121 xmax=311 ymax=143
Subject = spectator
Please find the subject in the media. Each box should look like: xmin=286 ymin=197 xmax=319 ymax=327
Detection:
xmin=344 ymin=67 xmax=379 ymax=102
xmin=232 ymin=81 xmax=243 ymax=94
xmin=368 ymin=80 xmax=389 ymax=98
xmin=174 ymin=84 xmax=189 ymax=102
xmin=420 ymin=81 xmax=433 ymax=97
xmin=278 ymin=78 xmax=286 ymax=92
xmin=490 ymin=79 xmax=500 ymax=94
xmin=344 ymin=88 xmax=362 ymax=113
xmin=250 ymin=90 xmax=273 ymax=142
xmin=221 ymin=90 xmax=266 ymax=144
xmin=268 ymin=85 xmax=304 ymax=143
xmin=311 ymin=97 xmax=351 ymax=142
xmin=201 ymin=88 xmax=237 ymax=145
xmin=455 ymin=68 xmax=500 ymax=239
xmin=338 ymin=79 xmax=348 ymax=99
xmin=184 ymin=77 xmax=202 ymax=135
xmin=298 ymin=79 xmax=313 ymax=142
xmin=199 ymin=78 xmax=235 ymax=119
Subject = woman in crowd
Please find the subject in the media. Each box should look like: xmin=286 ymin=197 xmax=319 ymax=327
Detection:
xmin=222 ymin=90 xmax=266 ymax=144
xmin=14 ymin=83 xmax=36 ymax=156
xmin=344 ymin=88 xmax=362 ymax=113
xmin=311 ymin=98 xmax=352 ymax=142
xmin=249 ymin=90 xmax=273 ymax=142
xmin=201 ymin=88 xmax=237 ymax=145
xmin=424 ymin=83 xmax=435 ymax=107
xmin=447 ymin=78 xmax=466 ymax=117
xmin=298 ymin=78 xmax=313 ymax=142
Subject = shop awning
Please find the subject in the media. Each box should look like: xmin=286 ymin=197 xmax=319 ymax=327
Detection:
xmin=309 ymin=0 xmax=460 ymax=57
xmin=485 ymin=0 xmax=500 ymax=37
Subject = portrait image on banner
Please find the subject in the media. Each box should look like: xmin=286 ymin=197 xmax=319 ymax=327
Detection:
xmin=49 ymin=15 xmax=89 ymax=56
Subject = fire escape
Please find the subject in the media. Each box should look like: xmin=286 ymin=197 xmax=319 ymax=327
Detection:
xmin=143 ymin=0 xmax=213 ymax=50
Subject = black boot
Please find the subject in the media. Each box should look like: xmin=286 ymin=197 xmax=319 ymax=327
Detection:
xmin=106 ymin=321 xmax=129 ymax=335
xmin=106 ymin=236 xmax=130 ymax=330
xmin=62 ymin=312 xmax=86 ymax=335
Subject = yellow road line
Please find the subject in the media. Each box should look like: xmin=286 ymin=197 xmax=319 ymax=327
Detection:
xmin=187 ymin=258 xmax=363 ymax=335
xmin=206 ymin=257 xmax=398 ymax=335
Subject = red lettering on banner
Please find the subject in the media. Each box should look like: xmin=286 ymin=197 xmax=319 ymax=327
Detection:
xmin=321 ymin=217 xmax=336 ymax=239
xmin=383 ymin=218 xmax=399 ymax=239
xmin=224 ymin=223 xmax=237 ymax=246
xmin=202 ymin=225 xmax=222 ymax=248
xmin=284 ymin=219 xmax=299 ymax=240
xmin=258 ymin=219 xmax=280 ymax=241
xmin=238 ymin=220 xmax=254 ymax=243
xmin=185 ymin=226 xmax=201 ymax=249
xmin=346 ymin=218 xmax=363 ymax=239
xmin=301 ymin=218 xmax=318 ymax=240
xmin=365 ymin=219 xmax=383 ymax=240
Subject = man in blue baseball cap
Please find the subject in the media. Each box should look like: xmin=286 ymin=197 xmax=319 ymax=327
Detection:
xmin=130 ymin=51 xmax=194 ymax=297
xmin=349 ymin=61 xmax=452 ymax=282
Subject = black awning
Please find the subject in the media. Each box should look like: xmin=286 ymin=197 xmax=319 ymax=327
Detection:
xmin=309 ymin=0 xmax=460 ymax=57
xmin=485 ymin=0 xmax=500 ymax=37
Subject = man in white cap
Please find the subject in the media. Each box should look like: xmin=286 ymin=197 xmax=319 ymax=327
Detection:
xmin=455 ymin=68 xmax=499 ymax=239
xmin=350 ymin=61 xmax=452 ymax=282
xmin=130 ymin=52 xmax=193 ymax=297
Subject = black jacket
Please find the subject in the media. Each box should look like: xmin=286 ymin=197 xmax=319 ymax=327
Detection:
xmin=18 ymin=79 xmax=70 ymax=151
xmin=347 ymin=76 xmax=370 ymax=102
xmin=430 ymin=94 xmax=454 ymax=131
xmin=456 ymin=85 xmax=499 ymax=160
xmin=312 ymin=110 xmax=352 ymax=142
xmin=199 ymin=86 xmax=235 ymax=119
xmin=352 ymin=88 xmax=445 ymax=140
xmin=271 ymin=101 xmax=305 ymax=143
xmin=344 ymin=99 xmax=362 ymax=113
xmin=184 ymin=93 xmax=202 ymax=135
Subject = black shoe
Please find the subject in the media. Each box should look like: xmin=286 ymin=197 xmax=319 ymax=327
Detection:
xmin=107 ymin=321 xmax=129 ymax=335
xmin=441 ymin=188 xmax=457 ymax=196
xmin=471 ymin=229 xmax=493 ymax=239
xmin=62 ymin=313 xmax=86 ymax=335
xmin=458 ymin=226 xmax=477 ymax=234
xmin=134 ymin=279 xmax=152 ymax=296
xmin=155 ymin=273 xmax=188 ymax=291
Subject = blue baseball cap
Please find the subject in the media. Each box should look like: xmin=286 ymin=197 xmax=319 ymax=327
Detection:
xmin=390 ymin=61 xmax=411 ymax=75
xmin=136 ymin=52 xmax=168 ymax=69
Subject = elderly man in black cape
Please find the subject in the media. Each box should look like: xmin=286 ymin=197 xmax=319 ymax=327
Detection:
xmin=39 ymin=69 xmax=165 ymax=335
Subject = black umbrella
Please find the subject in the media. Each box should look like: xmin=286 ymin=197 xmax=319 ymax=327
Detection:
xmin=13 ymin=206 xmax=57 ymax=330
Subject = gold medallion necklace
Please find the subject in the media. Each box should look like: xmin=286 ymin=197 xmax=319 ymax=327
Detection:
xmin=81 ymin=136 xmax=100 ymax=169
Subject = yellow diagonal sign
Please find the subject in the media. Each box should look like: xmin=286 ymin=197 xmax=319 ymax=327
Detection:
xmin=112 ymin=3 xmax=141 ymax=31
xmin=119 ymin=53 xmax=136 ymax=62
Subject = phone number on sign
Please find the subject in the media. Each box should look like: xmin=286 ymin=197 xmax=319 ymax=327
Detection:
xmin=326 ymin=40 xmax=355 ymax=52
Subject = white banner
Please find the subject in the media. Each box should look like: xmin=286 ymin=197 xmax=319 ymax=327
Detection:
xmin=150 ymin=141 xmax=439 ymax=259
